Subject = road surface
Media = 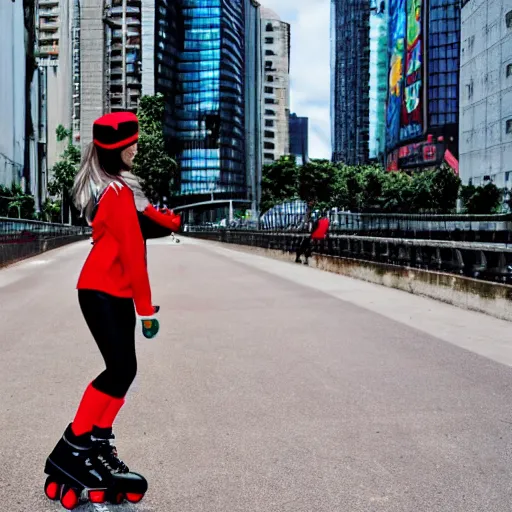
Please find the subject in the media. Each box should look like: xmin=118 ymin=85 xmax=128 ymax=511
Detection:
xmin=1 ymin=237 xmax=512 ymax=512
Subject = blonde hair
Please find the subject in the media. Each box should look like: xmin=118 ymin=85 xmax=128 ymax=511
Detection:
xmin=72 ymin=143 xmax=120 ymax=224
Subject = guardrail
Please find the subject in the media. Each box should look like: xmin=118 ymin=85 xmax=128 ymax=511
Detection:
xmin=194 ymin=212 xmax=512 ymax=244
xmin=188 ymin=230 xmax=512 ymax=285
xmin=0 ymin=218 xmax=91 ymax=267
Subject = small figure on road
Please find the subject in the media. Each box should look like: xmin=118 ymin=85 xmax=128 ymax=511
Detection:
xmin=44 ymin=112 xmax=167 ymax=509
xmin=295 ymin=210 xmax=330 ymax=265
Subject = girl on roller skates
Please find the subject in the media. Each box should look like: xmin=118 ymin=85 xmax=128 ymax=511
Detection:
xmin=44 ymin=112 xmax=180 ymax=510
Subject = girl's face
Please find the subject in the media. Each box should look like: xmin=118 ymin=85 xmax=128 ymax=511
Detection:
xmin=121 ymin=143 xmax=138 ymax=169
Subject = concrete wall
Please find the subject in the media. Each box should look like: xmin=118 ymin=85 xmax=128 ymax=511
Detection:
xmin=0 ymin=0 xmax=26 ymax=187
xmin=459 ymin=0 xmax=512 ymax=187
xmin=80 ymin=0 xmax=106 ymax=150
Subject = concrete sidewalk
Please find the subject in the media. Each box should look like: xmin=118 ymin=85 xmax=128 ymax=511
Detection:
xmin=1 ymin=237 xmax=512 ymax=512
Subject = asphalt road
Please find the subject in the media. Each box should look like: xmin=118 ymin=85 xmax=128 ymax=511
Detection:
xmin=1 ymin=237 xmax=512 ymax=512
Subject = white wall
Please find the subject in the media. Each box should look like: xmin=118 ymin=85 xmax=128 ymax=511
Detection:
xmin=459 ymin=0 xmax=512 ymax=188
xmin=0 ymin=0 xmax=26 ymax=187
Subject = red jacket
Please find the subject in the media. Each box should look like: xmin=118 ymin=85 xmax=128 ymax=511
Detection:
xmin=311 ymin=217 xmax=330 ymax=240
xmin=77 ymin=182 xmax=154 ymax=316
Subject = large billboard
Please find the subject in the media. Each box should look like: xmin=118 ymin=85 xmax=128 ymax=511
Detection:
xmin=386 ymin=0 xmax=424 ymax=150
xmin=400 ymin=0 xmax=423 ymax=141
xmin=385 ymin=0 xmax=406 ymax=150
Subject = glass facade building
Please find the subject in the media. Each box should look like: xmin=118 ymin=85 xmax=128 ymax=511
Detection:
xmin=427 ymin=0 xmax=460 ymax=138
xmin=289 ymin=113 xmax=308 ymax=166
xmin=176 ymin=0 xmax=246 ymax=200
xmin=331 ymin=0 xmax=371 ymax=165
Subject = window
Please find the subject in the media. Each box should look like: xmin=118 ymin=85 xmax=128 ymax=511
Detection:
xmin=466 ymin=80 xmax=473 ymax=100
xmin=264 ymin=153 xmax=275 ymax=160
xmin=264 ymin=86 xmax=274 ymax=94
xmin=265 ymin=119 xmax=274 ymax=127
xmin=507 ymin=119 xmax=512 ymax=133
xmin=266 ymin=23 xmax=273 ymax=32
xmin=507 ymin=63 xmax=512 ymax=77
xmin=264 ymin=98 xmax=275 ymax=104
xmin=265 ymin=61 xmax=273 ymax=70
xmin=265 ymin=50 xmax=275 ymax=56
xmin=267 ymin=75 xmax=274 ymax=83
xmin=506 ymin=171 xmax=511 ymax=182
xmin=265 ymin=109 xmax=275 ymax=116
xmin=507 ymin=10 xmax=512 ymax=28
xmin=265 ymin=37 xmax=274 ymax=44
xmin=264 ymin=131 xmax=275 ymax=139
xmin=264 ymin=142 xmax=275 ymax=150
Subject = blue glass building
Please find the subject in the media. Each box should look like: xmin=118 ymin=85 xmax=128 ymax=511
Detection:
xmin=176 ymin=0 xmax=246 ymax=201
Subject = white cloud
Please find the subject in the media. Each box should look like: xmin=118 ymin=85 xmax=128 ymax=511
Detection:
xmin=261 ymin=0 xmax=331 ymax=159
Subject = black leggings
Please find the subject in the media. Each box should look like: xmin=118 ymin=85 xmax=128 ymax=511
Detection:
xmin=78 ymin=290 xmax=137 ymax=398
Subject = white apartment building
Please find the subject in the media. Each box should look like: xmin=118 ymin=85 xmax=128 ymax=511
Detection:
xmin=459 ymin=0 xmax=512 ymax=188
xmin=260 ymin=7 xmax=290 ymax=164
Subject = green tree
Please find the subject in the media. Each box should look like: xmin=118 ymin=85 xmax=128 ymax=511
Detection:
xmin=47 ymin=125 xmax=80 ymax=223
xmin=380 ymin=171 xmax=415 ymax=212
xmin=429 ymin=164 xmax=461 ymax=213
xmin=133 ymin=94 xmax=177 ymax=203
xmin=0 ymin=184 xmax=35 ymax=219
xmin=460 ymin=182 xmax=502 ymax=214
xmin=298 ymin=159 xmax=336 ymax=210
xmin=260 ymin=155 xmax=299 ymax=213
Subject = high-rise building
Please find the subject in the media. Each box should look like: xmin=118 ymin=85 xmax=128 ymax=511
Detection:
xmin=369 ymin=0 xmax=388 ymax=161
xmin=245 ymin=0 xmax=263 ymax=216
xmin=331 ymin=0 xmax=371 ymax=165
xmin=459 ymin=0 xmax=512 ymax=187
xmin=36 ymin=0 xmax=77 ymax=172
xmin=385 ymin=0 xmax=460 ymax=171
xmin=289 ymin=113 xmax=308 ymax=166
xmin=0 ymin=0 xmax=25 ymax=188
xmin=260 ymin=7 xmax=290 ymax=165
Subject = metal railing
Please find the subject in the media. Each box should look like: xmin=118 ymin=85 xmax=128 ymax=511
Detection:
xmin=0 ymin=218 xmax=91 ymax=267
xmin=187 ymin=230 xmax=512 ymax=285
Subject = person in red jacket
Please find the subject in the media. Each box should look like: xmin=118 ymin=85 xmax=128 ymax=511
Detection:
xmin=295 ymin=210 xmax=330 ymax=265
xmin=44 ymin=112 xmax=177 ymax=507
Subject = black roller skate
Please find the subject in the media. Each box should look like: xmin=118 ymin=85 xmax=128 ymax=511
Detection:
xmin=44 ymin=424 xmax=115 ymax=510
xmin=91 ymin=426 xmax=148 ymax=504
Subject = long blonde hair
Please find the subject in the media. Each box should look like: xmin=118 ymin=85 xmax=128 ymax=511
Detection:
xmin=72 ymin=143 xmax=120 ymax=224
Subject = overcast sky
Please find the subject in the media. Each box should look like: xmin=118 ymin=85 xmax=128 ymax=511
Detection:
xmin=261 ymin=0 xmax=331 ymax=160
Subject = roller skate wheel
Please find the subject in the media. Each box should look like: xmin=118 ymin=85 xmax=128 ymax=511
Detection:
xmin=112 ymin=492 xmax=125 ymax=504
xmin=89 ymin=490 xmax=106 ymax=503
xmin=60 ymin=486 xmax=79 ymax=510
xmin=44 ymin=476 xmax=60 ymax=500
xmin=126 ymin=492 xmax=144 ymax=503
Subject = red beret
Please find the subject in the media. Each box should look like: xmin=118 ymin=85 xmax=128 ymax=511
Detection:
xmin=93 ymin=112 xmax=139 ymax=150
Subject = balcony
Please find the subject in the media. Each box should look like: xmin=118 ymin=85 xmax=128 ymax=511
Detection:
xmin=39 ymin=20 xmax=59 ymax=30
xmin=38 ymin=32 xmax=59 ymax=42
xmin=39 ymin=7 xmax=60 ymax=17
xmin=38 ymin=0 xmax=59 ymax=6
xmin=38 ymin=44 xmax=59 ymax=56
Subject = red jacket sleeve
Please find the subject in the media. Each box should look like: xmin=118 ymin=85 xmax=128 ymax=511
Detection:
xmin=107 ymin=184 xmax=154 ymax=316
xmin=143 ymin=205 xmax=181 ymax=232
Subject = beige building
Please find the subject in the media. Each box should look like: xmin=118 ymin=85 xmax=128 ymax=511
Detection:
xmin=36 ymin=0 xmax=77 ymax=171
xmin=260 ymin=7 xmax=290 ymax=164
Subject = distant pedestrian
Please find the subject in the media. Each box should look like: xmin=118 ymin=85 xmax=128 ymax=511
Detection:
xmin=295 ymin=210 xmax=330 ymax=265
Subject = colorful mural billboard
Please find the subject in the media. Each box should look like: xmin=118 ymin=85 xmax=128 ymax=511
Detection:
xmin=385 ymin=0 xmax=406 ymax=150
xmin=400 ymin=0 xmax=423 ymax=141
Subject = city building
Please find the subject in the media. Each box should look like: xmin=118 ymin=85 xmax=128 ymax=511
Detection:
xmin=289 ymin=113 xmax=309 ymax=165
xmin=331 ymin=0 xmax=371 ymax=165
xmin=36 ymin=0 xmax=78 ymax=172
xmin=0 ymin=0 xmax=26 ymax=188
xmin=369 ymin=0 xmax=388 ymax=161
xmin=260 ymin=7 xmax=290 ymax=165
xmin=245 ymin=0 xmax=263 ymax=216
xmin=459 ymin=0 xmax=512 ymax=187
xmin=385 ymin=0 xmax=460 ymax=172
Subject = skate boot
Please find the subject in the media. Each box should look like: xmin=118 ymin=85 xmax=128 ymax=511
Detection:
xmin=43 ymin=424 xmax=115 ymax=510
xmin=91 ymin=426 xmax=148 ymax=505
xmin=91 ymin=426 xmax=129 ymax=474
